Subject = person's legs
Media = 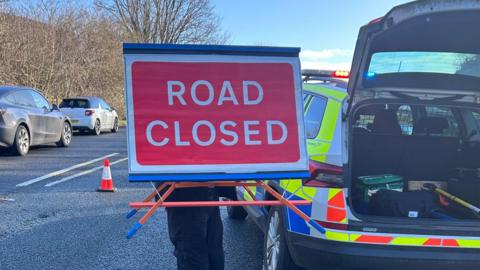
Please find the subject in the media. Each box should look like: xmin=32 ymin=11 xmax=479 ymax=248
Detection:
xmin=167 ymin=207 xmax=210 ymax=270
xmin=206 ymin=206 xmax=225 ymax=270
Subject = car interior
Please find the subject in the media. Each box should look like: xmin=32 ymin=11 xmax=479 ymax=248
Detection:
xmin=350 ymin=101 xmax=480 ymax=221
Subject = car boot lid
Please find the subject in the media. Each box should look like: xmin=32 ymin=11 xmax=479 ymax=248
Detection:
xmin=347 ymin=0 xmax=480 ymax=107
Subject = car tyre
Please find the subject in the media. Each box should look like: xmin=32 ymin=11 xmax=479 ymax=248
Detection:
xmin=56 ymin=122 xmax=72 ymax=147
xmin=227 ymin=205 xmax=248 ymax=220
xmin=111 ymin=118 xmax=119 ymax=133
xmin=91 ymin=119 xmax=101 ymax=135
xmin=263 ymin=206 xmax=299 ymax=270
xmin=13 ymin=125 xmax=29 ymax=156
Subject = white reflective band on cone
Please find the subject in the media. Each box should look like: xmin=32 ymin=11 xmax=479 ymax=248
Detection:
xmin=102 ymin=166 xmax=112 ymax=180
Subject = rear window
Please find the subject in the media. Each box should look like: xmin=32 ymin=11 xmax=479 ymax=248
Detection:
xmin=354 ymin=104 xmax=461 ymax=138
xmin=354 ymin=114 xmax=375 ymax=131
xmin=3 ymin=93 xmax=16 ymax=104
xmin=368 ymin=51 xmax=480 ymax=79
xmin=60 ymin=99 xmax=90 ymax=108
xmin=362 ymin=11 xmax=480 ymax=91
xmin=397 ymin=105 xmax=413 ymax=135
xmin=423 ymin=106 xmax=460 ymax=137
xmin=472 ymin=112 xmax=480 ymax=128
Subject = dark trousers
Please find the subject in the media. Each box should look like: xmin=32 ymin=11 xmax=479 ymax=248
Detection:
xmin=166 ymin=196 xmax=225 ymax=270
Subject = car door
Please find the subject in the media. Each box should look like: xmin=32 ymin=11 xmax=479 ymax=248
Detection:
xmin=99 ymin=99 xmax=113 ymax=129
xmin=30 ymin=90 xmax=62 ymax=142
xmin=13 ymin=90 xmax=45 ymax=144
xmin=96 ymin=99 xmax=106 ymax=130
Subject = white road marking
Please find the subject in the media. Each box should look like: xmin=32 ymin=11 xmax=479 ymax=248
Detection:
xmin=0 ymin=197 xmax=15 ymax=202
xmin=16 ymin=153 xmax=119 ymax=187
xmin=45 ymin=157 xmax=128 ymax=187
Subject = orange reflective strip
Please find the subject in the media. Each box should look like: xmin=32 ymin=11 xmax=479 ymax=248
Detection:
xmin=327 ymin=232 xmax=478 ymax=248
xmin=328 ymin=190 xmax=345 ymax=208
xmin=326 ymin=206 xmax=346 ymax=223
xmin=326 ymin=189 xmax=347 ymax=223
xmin=327 ymin=189 xmax=341 ymax=201
xmin=423 ymin=238 xmax=442 ymax=246
xmin=443 ymin=239 xmax=459 ymax=247
xmin=355 ymin=235 xmax=393 ymax=244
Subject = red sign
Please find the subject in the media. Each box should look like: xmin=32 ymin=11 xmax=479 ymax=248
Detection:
xmin=131 ymin=62 xmax=300 ymax=165
xmin=124 ymin=45 xmax=308 ymax=180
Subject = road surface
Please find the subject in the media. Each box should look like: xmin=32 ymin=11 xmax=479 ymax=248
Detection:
xmin=0 ymin=128 xmax=264 ymax=270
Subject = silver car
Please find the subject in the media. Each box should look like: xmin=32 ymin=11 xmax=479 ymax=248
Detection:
xmin=59 ymin=97 xmax=119 ymax=135
xmin=0 ymin=86 xmax=72 ymax=156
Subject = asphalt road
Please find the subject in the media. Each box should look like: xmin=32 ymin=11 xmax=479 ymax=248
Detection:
xmin=0 ymin=128 xmax=264 ymax=270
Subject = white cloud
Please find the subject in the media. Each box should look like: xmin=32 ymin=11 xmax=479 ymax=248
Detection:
xmin=300 ymin=49 xmax=353 ymax=71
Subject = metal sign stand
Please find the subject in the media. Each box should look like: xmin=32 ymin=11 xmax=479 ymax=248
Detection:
xmin=126 ymin=181 xmax=326 ymax=239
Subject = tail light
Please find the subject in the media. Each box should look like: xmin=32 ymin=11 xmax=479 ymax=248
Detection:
xmin=331 ymin=70 xmax=350 ymax=79
xmin=85 ymin=109 xmax=95 ymax=116
xmin=303 ymin=160 xmax=343 ymax=188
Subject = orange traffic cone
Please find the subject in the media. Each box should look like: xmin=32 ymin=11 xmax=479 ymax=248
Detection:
xmin=97 ymin=159 xmax=116 ymax=192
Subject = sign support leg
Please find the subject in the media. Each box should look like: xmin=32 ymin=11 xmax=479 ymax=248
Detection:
xmin=126 ymin=181 xmax=325 ymax=238
xmin=260 ymin=182 xmax=326 ymax=234
xmin=242 ymin=184 xmax=257 ymax=201
xmin=126 ymin=183 xmax=168 ymax=219
xmin=127 ymin=183 xmax=176 ymax=239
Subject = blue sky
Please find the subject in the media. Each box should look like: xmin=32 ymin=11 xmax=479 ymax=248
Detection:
xmin=212 ymin=0 xmax=409 ymax=70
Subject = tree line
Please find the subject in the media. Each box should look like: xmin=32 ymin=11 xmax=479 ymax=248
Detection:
xmin=0 ymin=0 xmax=227 ymax=119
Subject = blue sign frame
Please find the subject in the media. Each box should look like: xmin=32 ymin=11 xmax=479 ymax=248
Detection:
xmin=123 ymin=43 xmax=309 ymax=182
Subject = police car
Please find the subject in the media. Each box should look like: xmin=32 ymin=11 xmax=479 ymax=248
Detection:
xmin=228 ymin=1 xmax=480 ymax=269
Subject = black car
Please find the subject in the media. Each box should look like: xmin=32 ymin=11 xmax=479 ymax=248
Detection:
xmin=0 ymin=86 xmax=72 ymax=155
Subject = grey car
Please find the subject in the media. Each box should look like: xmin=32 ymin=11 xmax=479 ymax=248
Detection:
xmin=0 ymin=86 xmax=72 ymax=156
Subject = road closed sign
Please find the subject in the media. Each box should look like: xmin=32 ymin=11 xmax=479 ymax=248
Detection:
xmin=123 ymin=44 xmax=309 ymax=181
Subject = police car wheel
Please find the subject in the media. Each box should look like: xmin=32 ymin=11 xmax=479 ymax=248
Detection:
xmin=226 ymin=205 xmax=248 ymax=220
xmin=263 ymin=206 xmax=299 ymax=270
